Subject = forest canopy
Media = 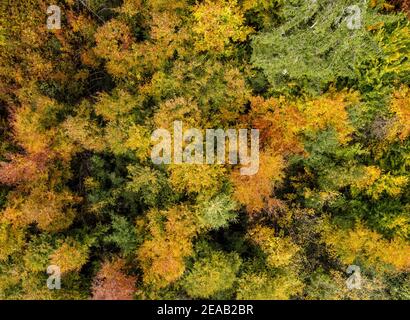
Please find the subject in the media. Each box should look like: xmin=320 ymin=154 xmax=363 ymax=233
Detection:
xmin=0 ymin=0 xmax=409 ymax=300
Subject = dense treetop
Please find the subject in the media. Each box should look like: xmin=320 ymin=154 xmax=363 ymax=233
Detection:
xmin=0 ymin=0 xmax=409 ymax=299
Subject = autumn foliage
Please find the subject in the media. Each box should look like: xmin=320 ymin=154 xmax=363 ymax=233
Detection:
xmin=0 ymin=0 xmax=409 ymax=300
xmin=91 ymin=259 xmax=136 ymax=300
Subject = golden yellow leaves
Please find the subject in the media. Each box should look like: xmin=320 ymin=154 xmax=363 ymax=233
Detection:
xmin=249 ymin=96 xmax=304 ymax=154
xmin=0 ymin=89 xmax=83 ymax=236
xmin=149 ymin=60 xmax=251 ymax=127
xmin=94 ymin=20 xmax=135 ymax=79
xmin=169 ymin=164 xmax=227 ymax=197
xmin=1 ymin=187 xmax=79 ymax=232
xmin=1 ymin=1 xmax=51 ymax=83
xmin=154 ymin=97 xmax=201 ymax=130
xmin=120 ymin=0 xmax=144 ymax=16
xmin=192 ymin=0 xmax=253 ymax=55
xmin=148 ymin=0 xmax=188 ymax=11
xmin=138 ymin=239 xmax=189 ymax=288
xmin=388 ymin=86 xmax=410 ymax=141
xmin=93 ymin=5 xmax=184 ymax=79
xmin=230 ymin=96 xmax=301 ymax=213
xmin=301 ymin=91 xmax=359 ymax=145
xmin=63 ymin=105 xmax=106 ymax=152
xmin=11 ymin=91 xmax=76 ymax=162
xmin=349 ymin=165 xmax=408 ymax=200
xmin=247 ymin=225 xmax=300 ymax=268
xmin=50 ymin=240 xmax=89 ymax=273
xmin=0 ymin=222 xmax=25 ymax=262
xmin=94 ymin=90 xmax=138 ymax=122
xmin=64 ymin=90 xmax=152 ymax=158
xmin=231 ymin=152 xmax=284 ymax=213
xmin=382 ymin=213 xmax=410 ymax=240
xmin=138 ymin=11 xmax=185 ymax=71
xmin=12 ymin=97 xmax=58 ymax=155
xmin=137 ymin=206 xmax=199 ymax=288
xmin=94 ymin=20 xmax=132 ymax=60
xmin=150 ymin=11 xmax=181 ymax=43
xmin=231 ymin=91 xmax=358 ymax=214
xmin=366 ymin=174 xmax=408 ymax=200
xmin=218 ymin=67 xmax=252 ymax=124
xmin=125 ymin=125 xmax=152 ymax=161
xmin=351 ymin=166 xmax=382 ymax=191
xmin=241 ymin=0 xmax=270 ymax=11
xmin=322 ymin=222 xmax=410 ymax=272
xmin=236 ymin=271 xmax=304 ymax=300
